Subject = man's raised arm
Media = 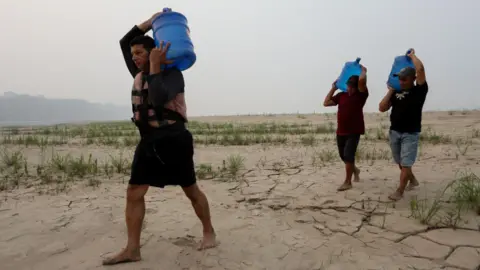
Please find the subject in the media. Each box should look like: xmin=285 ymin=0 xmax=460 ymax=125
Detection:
xmin=119 ymin=17 xmax=155 ymax=78
xmin=358 ymin=66 xmax=368 ymax=93
xmin=408 ymin=49 xmax=426 ymax=86
xmin=324 ymin=81 xmax=339 ymax=107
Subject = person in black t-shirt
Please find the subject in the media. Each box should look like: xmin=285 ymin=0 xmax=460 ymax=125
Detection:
xmin=378 ymin=49 xmax=428 ymax=201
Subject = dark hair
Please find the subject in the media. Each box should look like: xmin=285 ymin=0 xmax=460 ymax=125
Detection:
xmin=347 ymin=75 xmax=359 ymax=88
xmin=130 ymin=36 xmax=155 ymax=51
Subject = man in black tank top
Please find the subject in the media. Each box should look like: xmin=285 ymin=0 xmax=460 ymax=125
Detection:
xmin=102 ymin=12 xmax=217 ymax=266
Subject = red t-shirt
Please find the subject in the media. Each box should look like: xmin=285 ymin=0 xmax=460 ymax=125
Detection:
xmin=332 ymin=90 xmax=369 ymax=135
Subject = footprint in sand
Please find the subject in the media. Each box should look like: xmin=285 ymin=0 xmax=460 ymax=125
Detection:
xmin=171 ymin=236 xmax=197 ymax=248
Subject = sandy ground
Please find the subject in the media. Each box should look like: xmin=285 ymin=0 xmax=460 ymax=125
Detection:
xmin=1 ymin=111 xmax=480 ymax=270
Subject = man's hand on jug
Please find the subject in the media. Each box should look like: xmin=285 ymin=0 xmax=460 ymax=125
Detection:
xmin=147 ymin=12 xmax=163 ymax=26
xmin=139 ymin=11 xmax=163 ymax=32
xmin=386 ymin=83 xmax=395 ymax=92
xmin=407 ymin=48 xmax=416 ymax=58
xmin=150 ymin=41 xmax=174 ymax=66
xmin=331 ymin=80 xmax=338 ymax=91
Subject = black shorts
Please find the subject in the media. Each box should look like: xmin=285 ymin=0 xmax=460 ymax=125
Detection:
xmin=129 ymin=129 xmax=196 ymax=188
xmin=336 ymin=134 xmax=361 ymax=163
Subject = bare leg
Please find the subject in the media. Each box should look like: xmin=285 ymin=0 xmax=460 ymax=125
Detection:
xmin=406 ymin=170 xmax=419 ymax=190
xmin=102 ymin=185 xmax=149 ymax=265
xmin=398 ymin=165 xmax=419 ymax=190
xmin=337 ymin=162 xmax=354 ymax=191
xmin=389 ymin=167 xmax=411 ymax=201
xmin=354 ymin=166 xmax=361 ymax=182
xmin=182 ymin=183 xmax=217 ymax=250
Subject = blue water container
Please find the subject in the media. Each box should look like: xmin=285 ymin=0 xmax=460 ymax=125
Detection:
xmin=387 ymin=49 xmax=416 ymax=91
xmin=151 ymin=8 xmax=196 ymax=71
xmin=335 ymin=58 xmax=362 ymax=92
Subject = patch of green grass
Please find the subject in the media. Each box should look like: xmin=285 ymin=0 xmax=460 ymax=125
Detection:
xmin=451 ymin=172 xmax=480 ymax=212
xmin=311 ymin=148 xmax=337 ymax=167
xmin=410 ymin=172 xmax=480 ymax=227
xmin=420 ymin=128 xmax=452 ymax=145
xmin=410 ymin=194 xmax=443 ymax=225
xmin=196 ymin=163 xmax=216 ymax=180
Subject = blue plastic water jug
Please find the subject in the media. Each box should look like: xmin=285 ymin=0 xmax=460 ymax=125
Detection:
xmin=151 ymin=8 xmax=196 ymax=71
xmin=387 ymin=49 xmax=416 ymax=91
xmin=335 ymin=58 xmax=362 ymax=92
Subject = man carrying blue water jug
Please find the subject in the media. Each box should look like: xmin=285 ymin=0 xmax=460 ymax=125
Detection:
xmin=323 ymin=65 xmax=368 ymax=192
xmin=379 ymin=49 xmax=427 ymax=201
xmin=102 ymin=12 xmax=217 ymax=265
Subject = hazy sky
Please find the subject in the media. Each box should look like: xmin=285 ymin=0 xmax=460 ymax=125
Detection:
xmin=1 ymin=0 xmax=479 ymax=116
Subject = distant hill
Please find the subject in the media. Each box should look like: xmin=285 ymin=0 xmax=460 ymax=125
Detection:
xmin=0 ymin=92 xmax=131 ymax=126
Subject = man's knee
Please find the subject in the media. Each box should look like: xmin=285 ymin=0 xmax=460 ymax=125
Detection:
xmin=127 ymin=185 xmax=148 ymax=202
xmin=343 ymin=156 xmax=355 ymax=164
xmin=182 ymin=184 xmax=203 ymax=203
xmin=389 ymin=142 xmax=401 ymax=164
xmin=337 ymin=147 xmax=345 ymax=162
xmin=400 ymin=146 xmax=418 ymax=167
xmin=400 ymin=166 xmax=414 ymax=179
xmin=342 ymin=147 xmax=356 ymax=163
xmin=400 ymin=133 xmax=419 ymax=166
xmin=400 ymin=157 xmax=416 ymax=168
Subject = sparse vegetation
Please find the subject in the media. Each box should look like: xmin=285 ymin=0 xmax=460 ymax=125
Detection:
xmin=0 ymin=111 xmax=478 ymax=217
xmin=451 ymin=172 xmax=480 ymax=212
xmin=455 ymin=137 xmax=473 ymax=156
xmin=196 ymin=154 xmax=247 ymax=182
xmin=0 ymin=110 xmax=479 ymax=270
xmin=420 ymin=127 xmax=452 ymax=145
xmin=410 ymin=171 xmax=480 ymax=227
xmin=3 ymin=117 xmax=476 ymax=148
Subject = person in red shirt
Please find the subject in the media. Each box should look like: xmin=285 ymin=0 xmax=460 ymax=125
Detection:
xmin=323 ymin=66 xmax=368 ymax=191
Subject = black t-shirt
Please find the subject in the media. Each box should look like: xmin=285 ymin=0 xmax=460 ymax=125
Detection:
xmin=390 ymin=82 xmax=428 ymax=133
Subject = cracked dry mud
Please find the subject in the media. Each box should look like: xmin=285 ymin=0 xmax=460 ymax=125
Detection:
xmin=1 ymin=113 xmax=480 ymax=270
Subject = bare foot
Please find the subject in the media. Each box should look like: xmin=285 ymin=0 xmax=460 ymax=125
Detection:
xmin=406 ymin=178 xmax=419 ymax=191
xmin=197 ymin=231 xmax=218 ymax=250
xmin=102 ymin=248 xmax=141 ymax=265
xmin=337 ymin=182 xmax=352 ymax=191
xmin=354 ymin=167 xmax=361 ymax=182
xmin=388 ymin=191 xmax=403 ymax=201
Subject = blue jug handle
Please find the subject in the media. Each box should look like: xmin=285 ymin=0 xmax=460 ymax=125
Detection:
xmin=405 ymin=49 xmax=412 ymax=55
xmin=355 ymin=57 xmax=361 ymax=63
xmin=162 ymin=7 xmax=172 ymax=12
